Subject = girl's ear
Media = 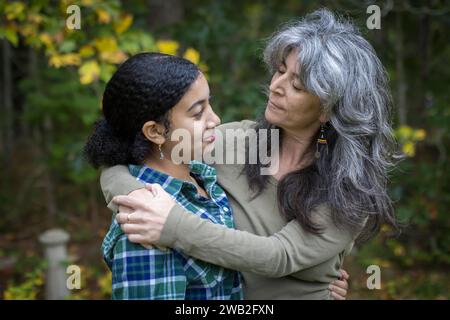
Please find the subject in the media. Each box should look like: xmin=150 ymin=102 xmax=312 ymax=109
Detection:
xmin=141 ymin=121 xmax=166 ymax=145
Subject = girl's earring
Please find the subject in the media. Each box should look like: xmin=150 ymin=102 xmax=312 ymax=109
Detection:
xmin=315 ymin=123 xmax=328 ymax=159
xmin=158 ymin=144 xmax=164 ymax=160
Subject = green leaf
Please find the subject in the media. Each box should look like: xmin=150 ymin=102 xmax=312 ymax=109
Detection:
xmin=59 ymin=40 xmax=76 ymax=53
xmin=0 ymin=28 xmax=19 ymax=46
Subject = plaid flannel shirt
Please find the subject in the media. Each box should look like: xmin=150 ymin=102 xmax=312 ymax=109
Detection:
xmin=102 ymin=161 xmax=243 ymax=300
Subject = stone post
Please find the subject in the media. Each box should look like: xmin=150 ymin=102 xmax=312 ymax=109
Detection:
xmin=38 ymin=229 xmax=70 ymax=300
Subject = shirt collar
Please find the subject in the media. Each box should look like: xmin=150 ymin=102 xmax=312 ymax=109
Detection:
xmin=128 ymin=160 xmax=218 ymax=197
xmin=129 ymin=164 xmax=184 ymax=197
xmin=189 ymin=160 xmax=217 ymax=188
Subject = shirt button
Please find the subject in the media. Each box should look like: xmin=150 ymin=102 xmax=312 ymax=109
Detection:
xmin=223 ymin=207 xmax=229 ymax=212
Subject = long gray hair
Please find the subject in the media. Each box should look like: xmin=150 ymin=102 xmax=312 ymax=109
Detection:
xmin=245 ymin=8 xmax=399 ymax=243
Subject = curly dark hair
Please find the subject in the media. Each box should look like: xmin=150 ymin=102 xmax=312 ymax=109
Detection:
xmin=84 ymin=52 xmax=200 ymax=168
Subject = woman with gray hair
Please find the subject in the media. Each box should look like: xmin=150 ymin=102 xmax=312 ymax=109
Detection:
xmin=100 ymin=8 xmax=398 ymax=299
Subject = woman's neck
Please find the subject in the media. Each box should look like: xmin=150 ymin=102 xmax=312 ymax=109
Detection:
xmin=281 ymin=130 xmax=315 ymax=164
xmin=270 ymin=127 xmax=317 ymax=180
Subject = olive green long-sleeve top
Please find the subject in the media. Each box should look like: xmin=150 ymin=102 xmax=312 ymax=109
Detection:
xmin=100 ymin=120 xmax=363 ymax=300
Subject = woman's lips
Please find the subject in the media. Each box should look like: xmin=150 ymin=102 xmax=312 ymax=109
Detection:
xmin=268 ymin=99 xmax=283 ymax=111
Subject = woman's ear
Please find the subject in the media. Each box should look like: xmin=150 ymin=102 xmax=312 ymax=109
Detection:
xmin=319 ymin=112 xmax=330 ymax=124
xmin=141 ymin=121 xmax=166 ymax=145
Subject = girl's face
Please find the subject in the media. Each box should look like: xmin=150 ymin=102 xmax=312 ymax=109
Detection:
xmin=164 ymin=73 xmax=221 ymax=160
xmin=265 ymin=49 xmax=325 ymax=135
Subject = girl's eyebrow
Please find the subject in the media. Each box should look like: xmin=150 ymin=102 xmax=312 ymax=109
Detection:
xmin=187 ymin=94 xmax=211 ymax=112
xmin=187 ymin=99 xmax=206 ymax=112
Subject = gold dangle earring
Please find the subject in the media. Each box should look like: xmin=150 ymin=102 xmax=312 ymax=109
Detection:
xmin=158 ymin=144 xmax=164 ymax=160
xmin=315 ymin=123 xmax=328 ymax=159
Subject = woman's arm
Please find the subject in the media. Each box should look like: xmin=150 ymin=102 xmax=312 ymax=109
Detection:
xmin=158 ymin=203 xmax=357 ymax=277
xmin=100 ymin=165 xmax=145 ymax=212
xmin=102 ymin=165 xmax=358 ymax=278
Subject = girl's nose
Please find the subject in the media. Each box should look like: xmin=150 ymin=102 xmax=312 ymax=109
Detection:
xmin=207 ymin=109 xmax=221 ymax=128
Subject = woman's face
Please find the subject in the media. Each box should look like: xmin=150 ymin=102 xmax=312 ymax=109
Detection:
xmin=265 ymin=49 xmax=324 ymax=135
xmin=165 ymin=73 xmax=221 ymax=160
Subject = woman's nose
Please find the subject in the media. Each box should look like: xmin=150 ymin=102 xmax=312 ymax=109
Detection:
xmin=269 ymin=74 xmax=285 ymax=96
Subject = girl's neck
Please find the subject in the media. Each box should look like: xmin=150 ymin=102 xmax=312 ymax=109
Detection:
xmin=144 ymin=157 xmax=192 ymax=182
xmin=144 ymin=156 xmax=209 ymax=198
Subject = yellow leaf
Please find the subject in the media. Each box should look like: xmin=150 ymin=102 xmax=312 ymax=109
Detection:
xmin=79 ymin=44 xmax=95 ymax=58
xmin=413 ymin=129 xmax=426 ymax=141
xmin=34 ymin=276 xmax=44 ymax=286
xmin=20 ymin=24 xmax=34 ymax=38
xmin=156 ymin=40 xmax=179 ymax=55
xmin=79 ymin=60 xmax=100 ymax=84
xmin=81 ymin=0 xmax=93 ymax=6
xmin=49 ymin=54 xmax=63 ymax=68
xmin=5 ymin=2 xmax=26 ymax=20
xmin=183 ymin=47 xmax=200 ymax=65
xmin=27 ymin=13 xmax=43 ymax=24
xmin=199 ymin=62 xmax=209 ymax=73
xmin=396 ymin=125 xmax=413 ymax=141
xmin=100 ymin=50 xmax=127 ymax=64
xmin=96 ymin=8 xmax=111 ymax=24
xmin=373 ymin=258 xmax=391 ymax=268
xmin=4 ymin=291 xmax=13 ymax=300
xmin=380 ymin=224 xmax=391 ymax=233
xmin=49 ymin=53 xmax=81 ymax=68
xmin=63 ymin=53 xmax=81 ymax=66
xmin=402 ymin=141 xmax=415 ymax=157
xmin=97 ymin=272 xmax=112 ymax=296
xmin=393 ymin=244 xmax=405 ymax=257
xmin=39 ymin=33 xmax=53 ymax=47
xmin=94 ymin=37 xmax=118 ymax=53
xmin=114 ymin=14 xmax=133 ymax=34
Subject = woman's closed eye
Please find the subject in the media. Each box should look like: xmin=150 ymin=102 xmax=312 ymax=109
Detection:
xmin=277 ymin=67 xmax=286 ymax=74
xmin=292 ymin=81 xmax=303 ymax=91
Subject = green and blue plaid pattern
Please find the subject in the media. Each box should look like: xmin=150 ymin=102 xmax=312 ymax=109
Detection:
xmin=102 ymin=161 xmax=243 ymax=300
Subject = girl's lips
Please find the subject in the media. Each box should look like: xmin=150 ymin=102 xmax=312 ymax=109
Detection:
xmin=204 ymin=134 xmax=216 ymax=143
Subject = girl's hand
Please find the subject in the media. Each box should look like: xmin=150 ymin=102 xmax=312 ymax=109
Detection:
xmin=329 ymin=268 xmax=350 ymax=300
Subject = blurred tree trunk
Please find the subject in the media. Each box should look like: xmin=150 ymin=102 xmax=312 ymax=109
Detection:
xmin=146 ymin=0 xmax=184 ymax=33
xmin=1 ymin=39 xmax=13 ymax=159
xmin=417 ymin=11 xmax=430 ymax=125
xmin=43 ymin=115 xmax=58 ymax=220
xmin=29 ymin=50 xmax=58 ymax=220
xmin=395 ymin=10 xmax=407 ymax=125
